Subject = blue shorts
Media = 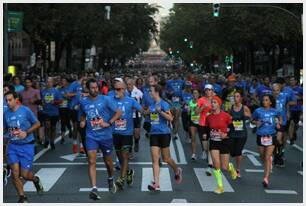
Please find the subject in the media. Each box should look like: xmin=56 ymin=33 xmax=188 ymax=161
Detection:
xmin=6 ymin=143 xmax=35 ymax=171
xmin=86 ymin=137 xmax=113 ymax=156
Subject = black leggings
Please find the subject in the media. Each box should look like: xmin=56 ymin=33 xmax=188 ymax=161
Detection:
xmin=181 ymin=111 xmax=190 ymax=132
xmin=59 ymin=108 xmax=72 ymax=133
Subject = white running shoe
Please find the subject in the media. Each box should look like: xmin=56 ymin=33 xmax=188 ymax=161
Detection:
xmin=191 ymin=154 xmax=197 ymax=161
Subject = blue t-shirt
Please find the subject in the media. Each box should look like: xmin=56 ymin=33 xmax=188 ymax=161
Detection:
xmin=80 ymin=95 xmax=119 ymax=140
xmin=4 ymin=105 xmax=38 ymax=144
xmin=15 ymin=85 xmax=25 ymax=93
xmin=249 ymin=84 xmax=260 ymax=95
xmin=107 ymin=90 xmax=129 ymax=97
xmin=290 ymin=86 xmax=303 ymax=111
xmin=41 ymin=87 xmax=62 ymax=116
xmin=112 ymin=96 xmax=142 ymax=135
xmin=166 ymin=80 xmax=185 ymax=97
xmin=181 ymin=91 xmax=193 ymax=112
xmin=67 ymin=80 xmax=82 ymax=109
xmin=58 ymin=86 xmax=69 ymax=108
xmin=275 ymin=93 xmax=288 ymax=125
xmin=3 ymin=97 xmax=9 ymax=113
xmin=282 ymin=86 xmax=296 ymax=103
xmin=213 ymin=83 xmax=223 ymax=96
xmin=143 ymin=89 xmax=154 ymax=122
xmin=252 ymin=107 xmax=280 ymax=136
xmin=149 ymin=99 xmax=171 ymax=135
xmin=255 ymin=85 xmax=272 ymax=100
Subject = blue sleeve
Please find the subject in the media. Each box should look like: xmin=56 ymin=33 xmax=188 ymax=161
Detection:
xmin=55 ymin=89 xmax=63 ymax=101
xmin=26 ymin=107 xmax=38 ymax=124
xmin=106 ymin=96 xmax=119 ymax=112
xmin=3 ymin=113 xmax=7 ymax=129
xmin=67 ymin=82 xmax=76 ymax=93
xmin=162 ymin=101 xmax=171 ymax=112
xmin=79 ymin=99 xmax=85 ymax=116
xmin=252 ymin=109 xmax=259 ymax=120
xmin=132 ymin=99 xmax=142 ymax=111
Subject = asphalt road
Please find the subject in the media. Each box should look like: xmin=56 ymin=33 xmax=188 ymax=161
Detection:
xmin=3 ymin=121 xmax=303 ymax=203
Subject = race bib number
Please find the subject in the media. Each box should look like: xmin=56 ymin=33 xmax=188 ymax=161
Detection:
xmin=115 ymin=119 xmax=127 ymax=131
xmin=60 ymin=100 xmax=68 ymax=108
xmin=90 ymin=117 xmax=103 ymax=131
xmin=45 ymin=94 xmax=54 ymax=103
xmin=150 ymin=113 xmax=160 ymax=124
xmin=233 ymin=120 xmax=244 ymax=131
xmin=210 ymin=130 xmax=221 ymax=141
xmin=261 ymin=135 xmax=273 ymax=146
xmin=191 ymin=115 xmax=200 ymax=124
xmin=172 ymin=96 xmax=180 ymax=103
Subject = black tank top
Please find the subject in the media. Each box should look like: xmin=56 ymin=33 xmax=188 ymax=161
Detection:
xmin=230 ymin=104 xmax=247 ymax=138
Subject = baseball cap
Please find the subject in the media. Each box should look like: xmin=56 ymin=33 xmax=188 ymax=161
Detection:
xmin=114 ymin=77 xmax=124 ymax=83
xmin=204 ymin=84 xmax=214 ymax=90
xmin=185 ymin=81 xmax=192 ymax=86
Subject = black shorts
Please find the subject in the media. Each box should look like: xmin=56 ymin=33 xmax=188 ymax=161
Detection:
xmin=290 ymin=110 xmax=301 ymax=124
xmin=150 ymin=134 xmax=171 ymax=148
xmin=256 ymin=135 xmax=277 ymax=147
xmin=113 ymin=134 xmax=133 ymax=152
xmin=198 ymin=126 xmax=210 ymax=141
xmin=276 ymin=125 xmax=286 ymax=133
xmin=44 ymin=115 xmax=59 ymax=127
xmin=133 ymin=117 xmax=141 ymax=129
xmin=37 ymin=111 xmax=45 ymax=126
xmin=209 ymin=139 xmax=231 ymax=154
xmin=189 ymin=121 xmax=199 ymax=128
xmin=70 ymin=109 xmax=78 ymax=122
xmin=181 ymin=111 xmax=190 ymax=131
xmin=143 ymin=121 xmax=151 ymax=133
xmin=229 ymin=137 xmax=247 ymax=157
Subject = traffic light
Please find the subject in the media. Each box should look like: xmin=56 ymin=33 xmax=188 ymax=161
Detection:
xmin=189 ymin=41 xmax=193 ymax=49
xmin=184 ymin=38 xmax=188 ymax=42
xmin=212 ymin=3 xmax=220 ymax=17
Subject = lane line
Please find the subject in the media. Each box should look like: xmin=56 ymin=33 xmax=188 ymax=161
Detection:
xmin=24 ymin=168 xmax=66 ymax=192
xmin=265 ymin=190 xmax=298 ymax=195
xmin=171 ymin=199 xmax=187 ymax=203
xmin=80 ymin=188 xmax=108 ymax=192
xmin=175 ymin=135 xmax=187 ymax=164
xmin=170 ymin=139 xmax=178 ymax=163
xmin=247 ymin=154 xmax=262 ymax=166
xmin=34 ymin=131 xmax=69 ymax=162
xmin=298 ymin=171 xmax=303 ymax=176
xmin=194 ymin=168 xmax=234 ymax=192
xmin=245 ymin=169 xmax=264 ymax=173
xmin=141 ymin=167 xmax=172 ymax=191
xmin=33 ymin=161 xmax=185 ymax=166
xmin=242 ymin=149 xmax=259 ymax=157
xmin=96 ymin=168 xmax=107 ymax=171
xmin=286 ymin=140 xmax=303 ymax=152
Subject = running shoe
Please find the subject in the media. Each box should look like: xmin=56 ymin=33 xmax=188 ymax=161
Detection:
xmin=3 ymin=168 xmax=8 ymax=186
xmin=89 ymin=188 xmax=101 ymax=200
xmin=50 ymin=143 xmax=55 ymax=150
xmin=126 ymin=169 xmax=135 ymax=186
xmin=205 ymin=167 xmax=212 ymax=176
xmin=174 ymin=167 xmax=182 ymax=184
xmin=236 ymin=170 xmax=241 ymax=178
xmin=129 ymin=152 xmax=134 ymax=160
xmin=115 ymin=176 xmax=125 ymax=190
xmin=262 ymin=178 xmax=269 ymax=188
xmin=72 ymin=144 xmax=78 ymax=154
xmin=214 ymin=186 xmax=224 ymax=194
xmin=60 ymin=138 xmax=65 ymax=144
xmin=191 ymin=154 xmax=197 ymax=161
xmin=108 ymin=178 xmax=117 ymax=194
xmin=228 ymin=163 xmax=237 ymax=180
xmin=43 ymin=140 xmax=49 ymax=148
xmin=18 ymin=195 xmax=28 ymax=203
xmin=79 ymin=146 xmax=85 ymax=154
xmin=173 ymin=133 xmax=179 ymax=140
xmin=148 ymin=181 xmax=160 ymax=192
xmin=33 ymin=176 xmax=44 ymax=194
xmin=134 ymin=142 xmax=139 ymax=152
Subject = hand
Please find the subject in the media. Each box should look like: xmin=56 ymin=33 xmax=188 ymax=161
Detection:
xmin=19 ymin=131 xmax=27 ymax=139
xmin=80 ymin=121 xmax=86 ymax=128
xmin=256 ymin=121 xmax=262 ymax=128
xmin=219 ymin=131 xmax=228 ymax=139
xmin=101 ymin=122 xmax=110 ymax=128
xmin=276 ymin=123 xmax=281 ymax=129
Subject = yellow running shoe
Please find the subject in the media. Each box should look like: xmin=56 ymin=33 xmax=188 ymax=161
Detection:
xmin=228 ymin=163 xmax=237 ymax=180
xmin=214 ymin=186 xmax=224 ymax=194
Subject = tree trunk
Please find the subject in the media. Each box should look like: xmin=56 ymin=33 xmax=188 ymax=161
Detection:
xmin=66 ymin=41 xmax=72 ymax=72
xmin=81 ymin=42 xmax=86 ymax=71
xmin=54 ymin=41 xmax=64 ymax=72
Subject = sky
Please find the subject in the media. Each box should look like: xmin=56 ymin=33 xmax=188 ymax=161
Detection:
xmin=158 ymin=2 xmax=173 ymax=17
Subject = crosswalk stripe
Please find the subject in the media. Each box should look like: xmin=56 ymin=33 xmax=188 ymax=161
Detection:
xmin=247 ymin=154 xmax=262 ymax=166
xmin=79 ymin=188 xmax=108 ymax=192
xmin=170 ymin=139 xmax=178 ymax=163
xmin=141 ymin=167 xmax=172 ymax=191
xmin=245 ymin=169 xmax=264 ymax=173
xmin=193 ymin=168 xmax=234 ymax=192
xmin=265 ymin=190 xmax=297 ymax=195
xmin=24 ymin=168 xmax=66 ymax=192
xmin=171 ymin=199 xmax=187 ymax=203
xmin=176 ymin=136 xmax=187 ymax=164
xmin=298 ymin=171 xmax=303 ymax=176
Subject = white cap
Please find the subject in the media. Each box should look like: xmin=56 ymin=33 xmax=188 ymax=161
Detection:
xmin=204 ymin=84 xmax=214 ymax=90
xmin=114 ymin=77 xmax=124 ymax=83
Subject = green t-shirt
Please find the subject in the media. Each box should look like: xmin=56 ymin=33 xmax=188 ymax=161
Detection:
xmin=189 ymin=99 xmax=200 ymax=124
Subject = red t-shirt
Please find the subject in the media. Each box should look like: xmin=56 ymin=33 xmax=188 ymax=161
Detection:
xmin=206 ymin=111 xmax=232 ymax=140
xmin=197 ymin=97 xmax=212 ymax=126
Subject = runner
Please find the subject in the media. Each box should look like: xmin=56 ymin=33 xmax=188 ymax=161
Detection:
xmin=252 ymin=94 xmax=282 ymax=188
xmin=222 ymin=74 xmax=237 ymax=112
xmin=181 ymin=81 xmax=193 ymax=143
xmin=188 ymin=89 xmax=200 ymax=160
xmin=79 ymin=78 xmax=122 ymax=200
xmin=206 ymin=95 xmax=238 ymax=194
xmin=147 ymin=84 xmax=182 ymax=192
xmin=112 ymin=81 xmax=143 ymax=190
xmin=229 ymin=91 xmax=252 ymax=177
xmin=41 ymin=77 xmax=63 ymax=149
xmin=4 ymin=91 xmax=43 ymax=203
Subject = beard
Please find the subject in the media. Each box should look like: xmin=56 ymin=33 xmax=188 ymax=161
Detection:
xmin=90 ymin=91 xmax=98 ymax=97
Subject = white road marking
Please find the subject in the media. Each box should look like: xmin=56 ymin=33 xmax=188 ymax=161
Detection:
xmin=245 ymin=169 xmax=264 ymax=173
xmin=170 ymin=139 xmax=178 ymax=163
xmin=34 ymin=131 xmax=68 ymax=162
xmin=60 ymin=153 xmax=102 ymax=161
xmin=194 ymin=168 xmax=234 ymax=192
xmin=286 ymin=140 xmax=303 ymax=152
xmin=298 ymin=171 xmax=303 ymax=176
xmin=171 ymin=199 xmax=187 ymax=203
xmin=141 ymin=167 xmax=172 ymax=191
xmin=176 ymin=136 xmax=187 ymax=164
xmin=24 ymin=168 xmax=66 ymax=192
xmin=96 ymin=168 xmax=107 ymax=171
xmin=33 ymin=162 xmax=186 ymax=166
xmin=242 ymin=149 xmax=259 ymax=157
xmin=247 ymin=154 xmax=262 ymax=166
xmin=79 ymin=188 xmax=108 ymax=192
xmin=265 ymin=190 xmax=298 ymax=195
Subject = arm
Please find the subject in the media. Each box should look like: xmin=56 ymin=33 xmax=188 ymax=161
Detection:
xmin=244 ymin=105 xmax=252 ymax=119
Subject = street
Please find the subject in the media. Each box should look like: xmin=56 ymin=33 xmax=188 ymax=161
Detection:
xmin=3 ymin=122 xmax=303 ymax=203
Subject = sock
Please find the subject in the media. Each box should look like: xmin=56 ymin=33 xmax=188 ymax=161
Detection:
xmin=73 ymin=140 xmax=77 ymax=145
xmin=213 ymin=169 xmax=223 ymax=188
xmin=80 ymin=142 xmax=83 ymax=148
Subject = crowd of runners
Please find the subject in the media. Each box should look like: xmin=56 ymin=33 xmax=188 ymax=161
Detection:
xmin=3 ymin=68 xmax=303 ymax=202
